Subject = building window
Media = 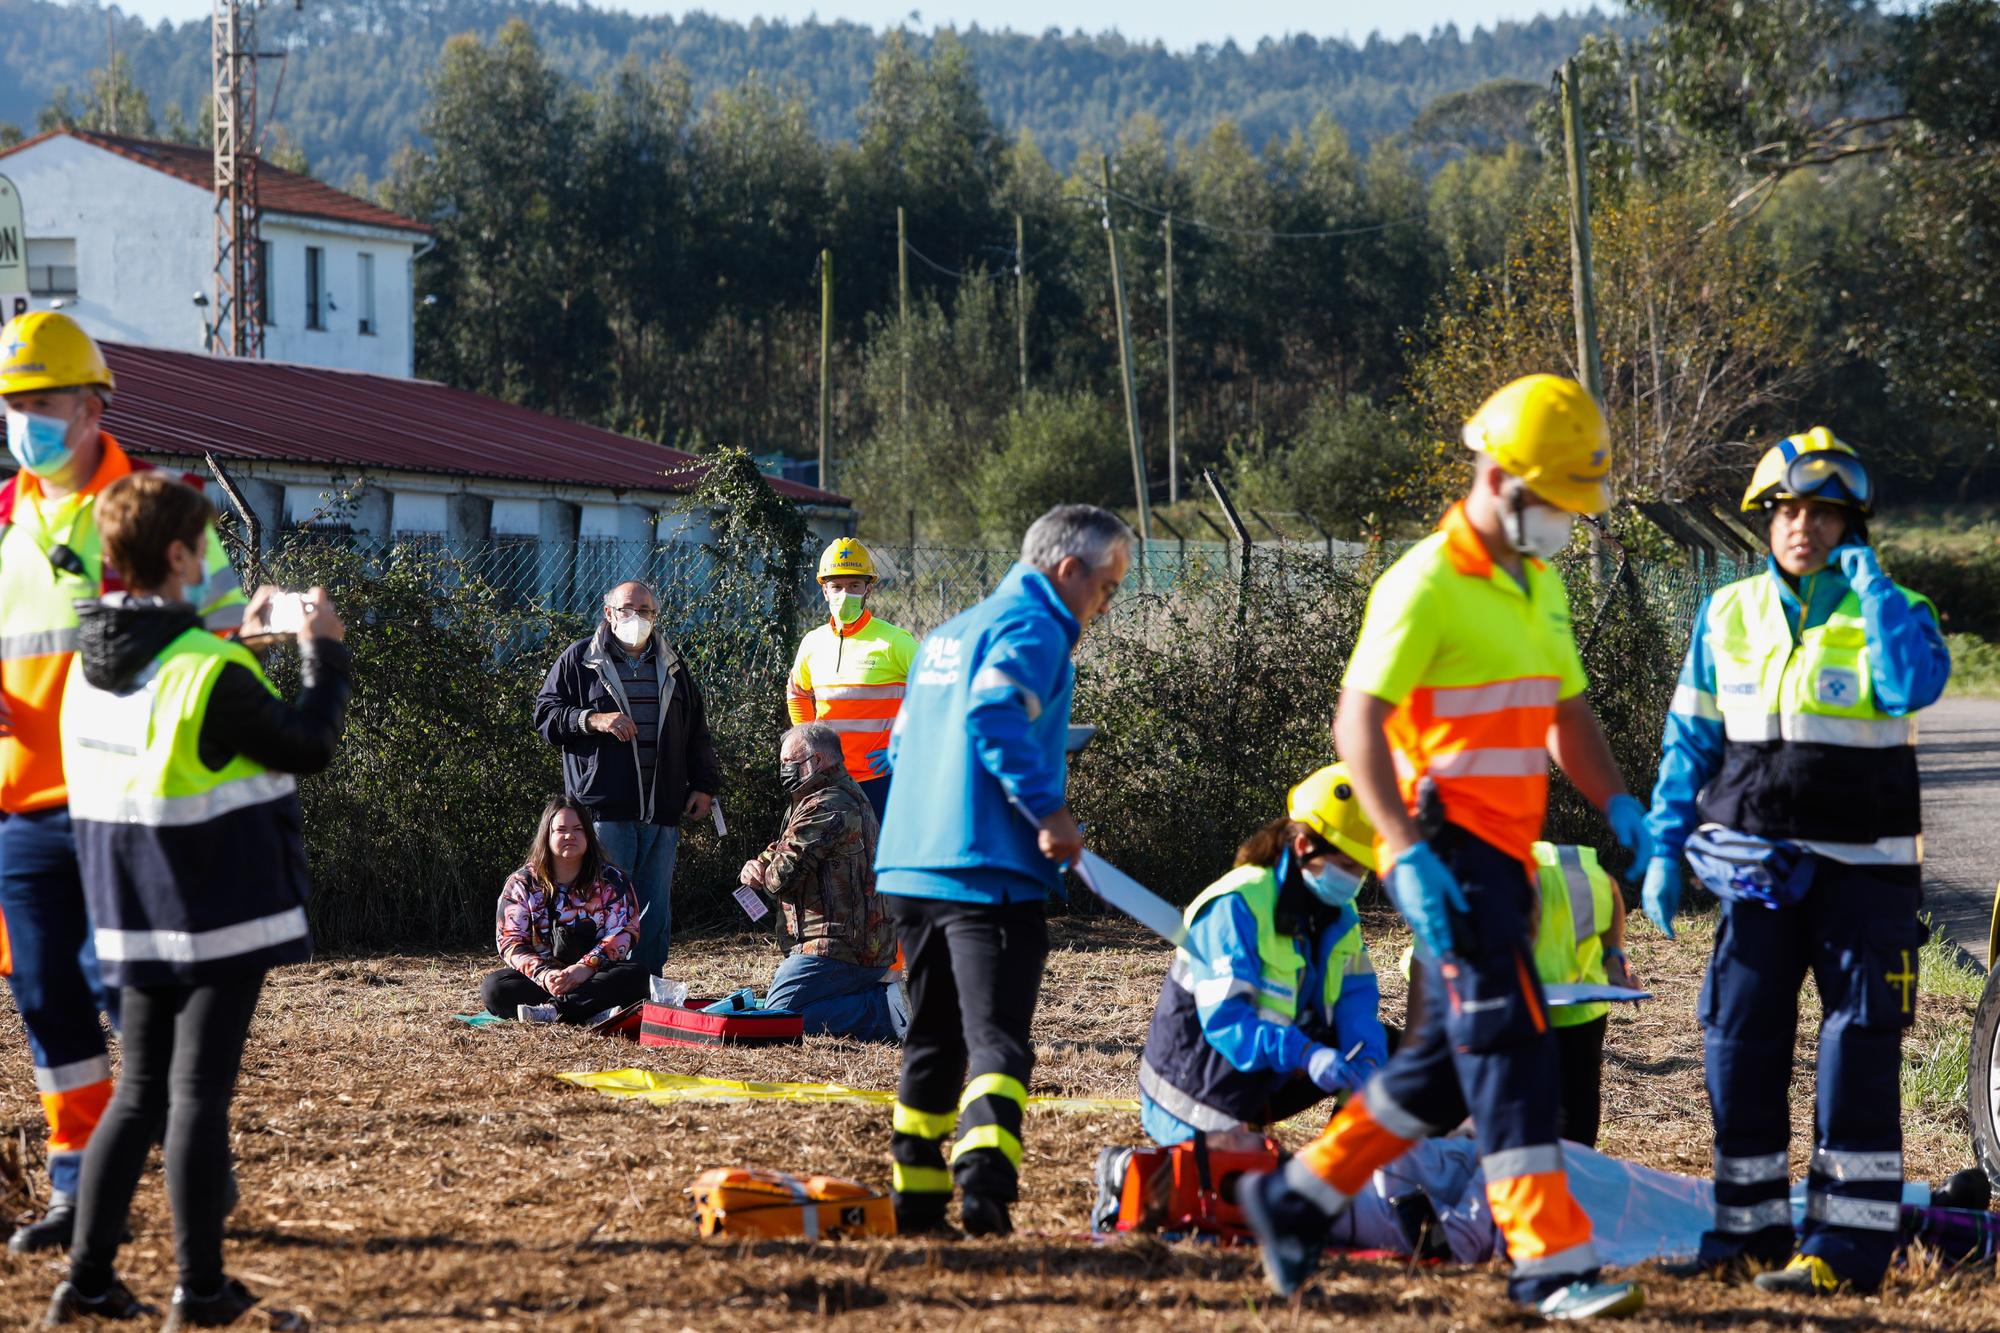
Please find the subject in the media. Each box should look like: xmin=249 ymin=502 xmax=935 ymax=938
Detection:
xmin=305 ymin=245 xmax=325 ymax=330
xmin=357 ymin=252 xmax=376 ymax=336
xmin=26 ymin=239 xmax=77 ymax=297
xmin=256 ymin=239 xmax=272 ymax=326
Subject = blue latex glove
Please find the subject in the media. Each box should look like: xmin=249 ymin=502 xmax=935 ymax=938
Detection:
xmin=1605 ymin=793 xmax=1655 ymax=871
xmin=863 ymin=746 xmax=891 ymax=776
xmin=1833 ymin=543 xmax=1890 ymax=595
xmin=1642 ymin=857 xmax=1682 ymax=939
xmin=1304 ymin=1044 xmax=1355 ymax=1095
xmin=1387 ymin=844 xmax=1468 ymax=959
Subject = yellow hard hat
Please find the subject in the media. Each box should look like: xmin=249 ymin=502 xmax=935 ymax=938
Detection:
xmin=1740 ymin=427 xmax=1872 ymax=517
xmin=1462 ymin=374 xmax=1611 ymax=514
xmin=0 ymin=312 xmax=114 ymax=395
xmin=1287 ymin=763 xmax=1378 ymax=874
xmin=816 ymin=536 xmax=876 ymax=583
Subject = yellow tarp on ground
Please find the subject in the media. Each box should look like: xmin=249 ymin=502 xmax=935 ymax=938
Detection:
xmin=559 ymin=1068 xmax=1139 ymax=1114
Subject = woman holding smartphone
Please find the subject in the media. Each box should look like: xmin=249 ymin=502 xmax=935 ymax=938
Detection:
xmin=44 ymin=472 xmax=350 ymax=1328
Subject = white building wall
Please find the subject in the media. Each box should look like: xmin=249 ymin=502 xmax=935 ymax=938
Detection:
xmin=1 ymin=136 xmax=418 ymax=376
xmin=260 ymin=217 xmax=417 ymax=378
xmin=3 ymin=138 xmax=212 ymax=350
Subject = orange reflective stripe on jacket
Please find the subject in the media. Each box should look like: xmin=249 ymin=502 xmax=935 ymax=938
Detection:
xmin=1344 ymin=502 xmax=1587 ymax=866
xmin=787 ymin=610 xmax=918 ymax=781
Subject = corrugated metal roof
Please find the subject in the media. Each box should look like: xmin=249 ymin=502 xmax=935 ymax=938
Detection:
xmin=0 ymin=129 xmax=432 ymax=237
xmin=99 ymin=341 xmax=850 ymax=507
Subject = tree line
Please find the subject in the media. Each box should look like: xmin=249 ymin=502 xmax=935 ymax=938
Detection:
xmin=3 ymin=0 xmax=1641 ymax=185
xmin=20 ymin=0 xmax=1999 ymax=542
xmin=375 ymin=1 xmax=1996 ymax=545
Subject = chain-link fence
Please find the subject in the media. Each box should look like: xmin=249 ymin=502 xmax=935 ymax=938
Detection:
xmin=222 ymin=520 xmax=1756 ymax=953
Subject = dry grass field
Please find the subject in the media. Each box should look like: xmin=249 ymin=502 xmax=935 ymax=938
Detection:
xmin=0 ymin=906 xmax=1994 ymax=1330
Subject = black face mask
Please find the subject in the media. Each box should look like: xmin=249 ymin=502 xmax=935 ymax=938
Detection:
xmin=779 ymin=759 xmax=811 ymax=792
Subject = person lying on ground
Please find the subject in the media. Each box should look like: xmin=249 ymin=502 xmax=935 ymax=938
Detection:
xmin=1403 ymin=840 xmax=1636 ymax=1150
xmin=481 ymin=796 xmax=648 ymax=1026
xmin=737 ymin=722 xmax=906 ymax=1042
xmin=44 ymin=472 xmax=349 ymax=1328
xmin=1136 ymin=762 xmax=1391 ymax=1147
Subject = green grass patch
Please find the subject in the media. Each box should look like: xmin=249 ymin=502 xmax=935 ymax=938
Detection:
xmin=1902 ymin=920 xmax=1986 ymax=1115
xmin=1903 ymin=1025 xmax=1971 ymax=1116
xmin=1946 ymin=633 xmax=2000 ymax=698
xmin=1920 ymin=916 xmax=1989 ymax=1002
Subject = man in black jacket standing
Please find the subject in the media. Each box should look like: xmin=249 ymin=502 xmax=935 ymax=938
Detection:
xmin=534 ymin=580 xmax=720 ymax=973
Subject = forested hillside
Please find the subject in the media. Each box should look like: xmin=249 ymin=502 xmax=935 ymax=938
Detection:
xmin=0 ymin=0 xmax=1642 ymax=183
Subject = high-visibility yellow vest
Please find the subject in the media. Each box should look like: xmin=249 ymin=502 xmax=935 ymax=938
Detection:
xmin=787 ymin=610 xmax=917 ymax=781
xmin=1139 ymin=862 xmax=1371 ymax=1132
xmin=1530 ymin=841 xmax=1615 ymax=1027
xmin=1700 ymin=572 xmax=1933 ymax=861
xmin=0 ymin=434 xmax=245 ymax=812
xmin=61 ymin=626 xmax=310 ymax=986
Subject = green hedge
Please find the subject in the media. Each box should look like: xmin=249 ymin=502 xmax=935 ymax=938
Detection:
xmin=241 ymin=484 xmax=1745 ymax=949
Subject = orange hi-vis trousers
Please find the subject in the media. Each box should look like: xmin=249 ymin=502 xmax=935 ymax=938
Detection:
xmin=1283 ymin=823 xmax=1600 ymax=1304
xmin=0 ymin=808 xmax=117 ymax=1200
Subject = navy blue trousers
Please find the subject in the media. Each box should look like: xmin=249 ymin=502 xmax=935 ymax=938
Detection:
xmin=1696 ymin=858 xmax=1922 ymax=1287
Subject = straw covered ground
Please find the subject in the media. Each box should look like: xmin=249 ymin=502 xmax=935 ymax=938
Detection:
xmin=0 ymin=905 xmax=1995 ymax=1330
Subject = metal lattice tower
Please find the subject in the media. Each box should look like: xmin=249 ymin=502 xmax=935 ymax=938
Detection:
xmin=208 ymin=0 xmax=263 ymax=357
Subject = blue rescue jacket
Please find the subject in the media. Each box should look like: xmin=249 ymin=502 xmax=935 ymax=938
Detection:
xmin=875 ymin=563 xmax=1078 ymax=903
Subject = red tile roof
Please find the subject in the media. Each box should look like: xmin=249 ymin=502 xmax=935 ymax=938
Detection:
xmin=0 ymin=129 xmax=432 ymax=237
xmin=99 ymin=341 xmax=850 ymax=507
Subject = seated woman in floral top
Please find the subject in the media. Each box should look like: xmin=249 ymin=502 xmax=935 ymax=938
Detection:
xmin=480 ymin=796 xmax=648 ymax=1024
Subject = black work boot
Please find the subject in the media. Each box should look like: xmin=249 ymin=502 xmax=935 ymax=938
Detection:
xmin=162 ymin=1277 xmax=260 ymax=1330
xmin=893 ymin=1194 xmax=958 ymax=1238
xmin=960 ymin=1193 xmax=1013 ymax=1238
xmin=11 ymin=1202 xmax=76 ymax=1255
xmin=41 ymin=1277 xmax=148 ymax=1326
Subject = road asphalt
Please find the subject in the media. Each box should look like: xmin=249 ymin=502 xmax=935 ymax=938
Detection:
xmin=1918 ymin=697 xmax=2000 ymax=966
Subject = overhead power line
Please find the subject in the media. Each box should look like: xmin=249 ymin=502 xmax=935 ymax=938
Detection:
xmin=1097 ymin=184 xmax=1427 ymax=241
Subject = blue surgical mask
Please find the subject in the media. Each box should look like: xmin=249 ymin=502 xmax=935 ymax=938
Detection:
xmin=1302 ymin=860 xmax=1364 ymax=910
xmin=7 ymin=408 xmax=73 ymax=478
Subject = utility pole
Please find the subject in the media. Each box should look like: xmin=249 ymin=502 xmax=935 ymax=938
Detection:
xmin=1100 ymin=154 xmax=1151 ymax=547
xmin=818 ymin=248 xmax=833 ymax=492
xmin=1164 ymin=212 xmax=1178 ymax=507
xmin=1631 ymin=70 xmax=1665 ymax=445
xmin=1014 ymin=211 xmax=1028 ymax=399
xmin=1560 ymin=58 xmax=1603 ymax=405
xmin=896 ymin=205 xmax=909 ymax=423
xmin=896 ymin=209 xmax=913 ymax=545
xmin=209 ymin=0 xmax=266 ymax=357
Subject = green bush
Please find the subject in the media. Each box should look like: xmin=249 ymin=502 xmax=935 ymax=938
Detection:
xmin=259 ymin=539 xmax=580 ymax=949
xmin=1878 ymin=535 xmax=2000 ymax=640
xmin=251 ymin=448 xmax=820 ymax=952
xmin=1225 ymin=392 xmax=1435 ymax=538
xmin=237 ymin=466 xmax=1751 ymax=945
xmin=968 ymin=391 xmax=1130 ymax=544
xmin=1067 ymin=548 xmax=1375 ymax=900
xmin=1945 ymin=633 xmax=2000 ymax=698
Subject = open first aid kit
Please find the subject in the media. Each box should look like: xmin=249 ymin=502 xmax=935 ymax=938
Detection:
xmin=1092 ymin=1132 xmax=1284 ymax=1240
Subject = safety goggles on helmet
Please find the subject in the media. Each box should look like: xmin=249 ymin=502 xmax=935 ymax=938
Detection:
xmin=1781 ymin=450 xmax=1872 ymax=511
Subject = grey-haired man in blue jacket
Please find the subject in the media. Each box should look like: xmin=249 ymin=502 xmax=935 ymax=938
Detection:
xmin=876 ymin=504 xmax=1131 ymax=1237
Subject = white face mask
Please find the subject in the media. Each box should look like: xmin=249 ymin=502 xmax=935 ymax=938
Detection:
xmin=1504 ymin=488 xmax=1575 ymax=559
xmin=612 ymin=615 xmax=654 ymax=648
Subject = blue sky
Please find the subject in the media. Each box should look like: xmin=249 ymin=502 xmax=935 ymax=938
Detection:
xmin=117 ymin=0 xmax=1583 ymax=49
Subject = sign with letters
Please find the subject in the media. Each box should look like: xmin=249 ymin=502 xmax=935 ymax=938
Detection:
xmin=0 ymin=175 xmax=27 ymax=322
